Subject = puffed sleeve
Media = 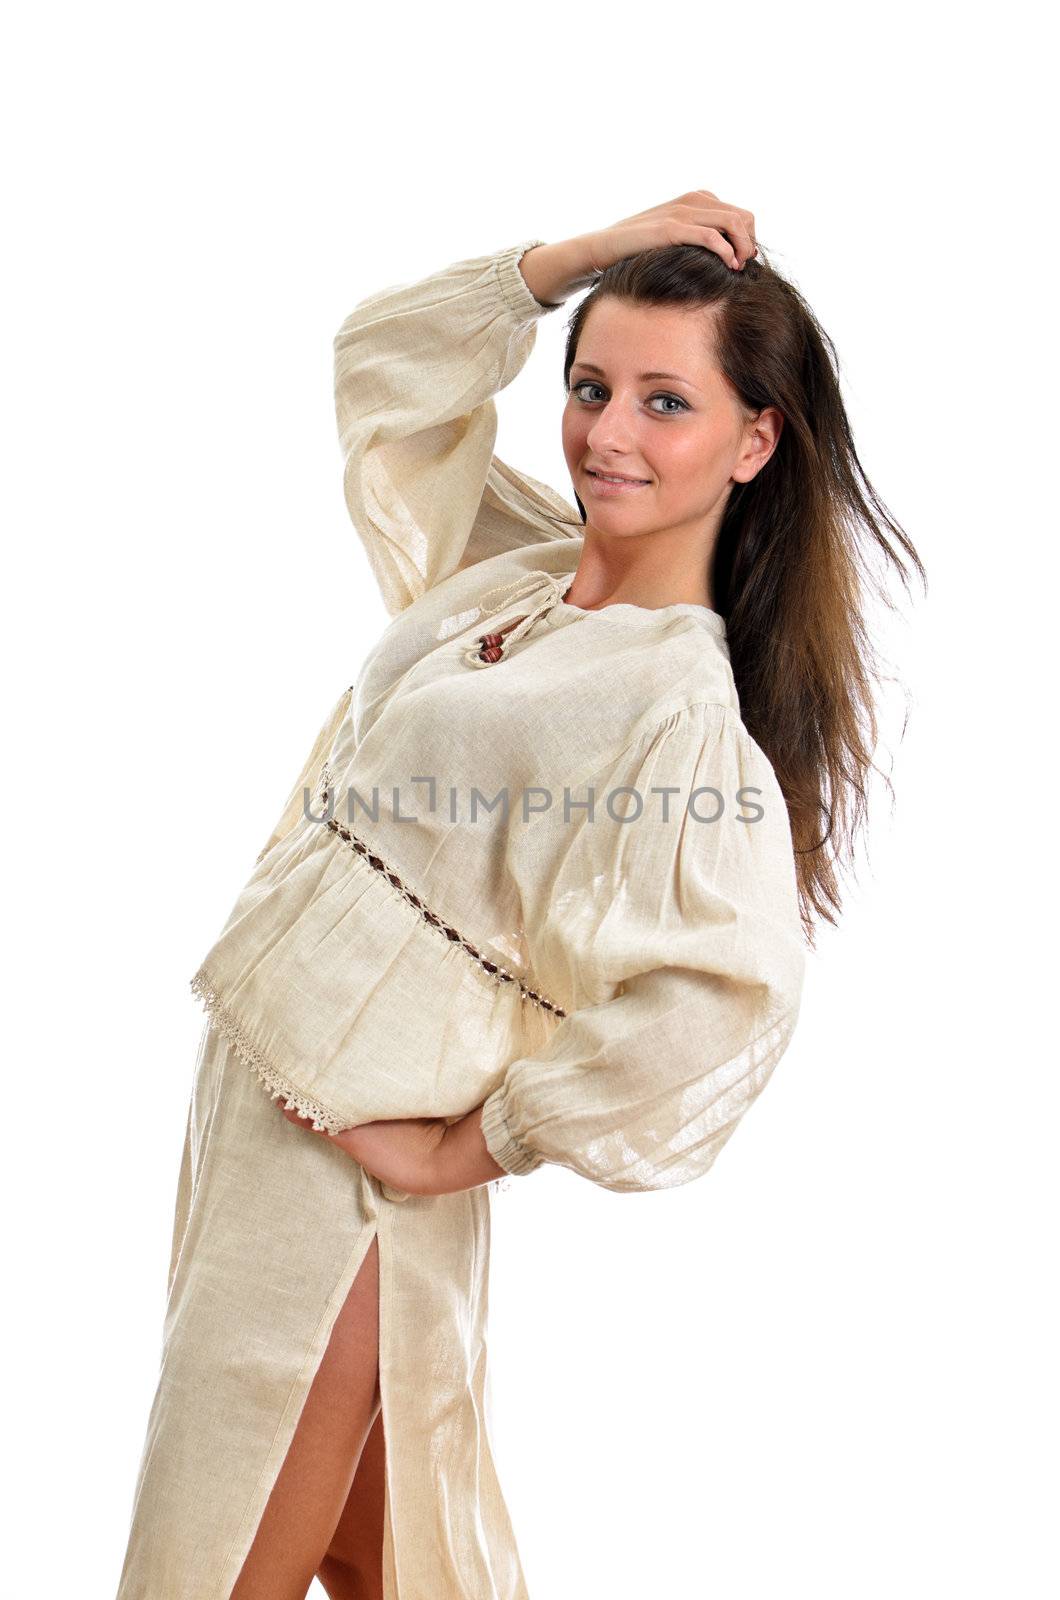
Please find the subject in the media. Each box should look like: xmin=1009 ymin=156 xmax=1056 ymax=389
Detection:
xmin=333 ymin=239 xmax=582 ymax=616
xmin=479 ymin=702 xmax=807 ymax=1193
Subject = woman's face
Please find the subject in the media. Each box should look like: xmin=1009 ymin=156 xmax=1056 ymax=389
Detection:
xmin=562 ymin=297 xmax=781 ymax=545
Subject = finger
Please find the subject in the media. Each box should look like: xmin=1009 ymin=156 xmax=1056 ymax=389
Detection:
xmin=697 ymin=225 xmax=741 ymax=270
xmin=710 ymin=200 xmax=757 ymax=264
xmin=718 ymin=215 xmax=756 ymax=267
xmin=728 ymin=205 xmax=757 ymax=256
xmin=698 ymin=206 xmax=756 ymax=268
xmin=281 ymin=1105 xmax=318 ymax=1131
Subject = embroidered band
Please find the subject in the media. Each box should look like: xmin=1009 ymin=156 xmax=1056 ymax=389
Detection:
xmin=319 ymin=806 xmax=568 ymax=1019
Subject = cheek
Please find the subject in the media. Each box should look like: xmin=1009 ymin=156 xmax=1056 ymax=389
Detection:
xmin=657 ymin=426 xmax=730 ymax=496
xmin=561 ymin=406 xmax=587 ymax=465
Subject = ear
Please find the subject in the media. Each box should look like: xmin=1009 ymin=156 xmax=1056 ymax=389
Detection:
xmin=733 ymin=405 xmax=784 ymax=483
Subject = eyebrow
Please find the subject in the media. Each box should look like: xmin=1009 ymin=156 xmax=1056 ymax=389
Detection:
xmin=570 ymin=360 xmax=700 ymax=390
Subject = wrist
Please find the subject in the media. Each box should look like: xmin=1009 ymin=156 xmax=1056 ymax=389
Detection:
xmin=437 ymin=1106 xmax=508 ymax=1193
xmin=517 ymin=237 xmax=599 ymax=307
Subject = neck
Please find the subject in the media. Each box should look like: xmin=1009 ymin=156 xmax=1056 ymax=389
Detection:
xmin=566 ymin=530 xmax=716 ymax=611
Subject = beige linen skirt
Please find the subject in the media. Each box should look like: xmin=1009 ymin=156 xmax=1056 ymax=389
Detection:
xmin=114 ymin=1017 xmax=529 ymax=1599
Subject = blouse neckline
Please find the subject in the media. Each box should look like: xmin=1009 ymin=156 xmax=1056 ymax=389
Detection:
xmin=554 ymin=571 xmax=727 ymax=638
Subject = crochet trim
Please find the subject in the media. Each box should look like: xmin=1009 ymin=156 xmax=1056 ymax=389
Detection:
xmin=189 ymin=965 xmax=351 ymax=1135
xmin=317 ymin=772 xmax=567 ymax=1020
xmin=190 ymin=965 xmax=514 ymax=1196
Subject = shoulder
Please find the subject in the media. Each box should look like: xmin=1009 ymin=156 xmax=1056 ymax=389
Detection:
xmin=612 ymin=696 xmax=789 ymax=831
xmin=621 ymin=663 xmax=748 ymax=752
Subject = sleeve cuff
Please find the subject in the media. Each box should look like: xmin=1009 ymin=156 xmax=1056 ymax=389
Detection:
xmin=480 ymin=1082 xmax=545 ymax=1177
xmin=495 ymin=239 xmax=562 ymax=319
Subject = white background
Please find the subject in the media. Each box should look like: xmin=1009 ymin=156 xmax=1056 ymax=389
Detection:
xmin=3 ymin=4 xmax=1055 ymax=1596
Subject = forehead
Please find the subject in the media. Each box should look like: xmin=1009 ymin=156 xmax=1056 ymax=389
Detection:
xmin=572 ymin=297 xmax=720 ymax=384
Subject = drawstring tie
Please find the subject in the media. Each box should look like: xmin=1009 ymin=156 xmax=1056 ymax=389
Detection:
xmin=463 ymin=569 xmax=574 ymax=667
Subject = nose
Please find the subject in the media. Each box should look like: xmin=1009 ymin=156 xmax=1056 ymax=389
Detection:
xmin=585 ymin=396 xmax=638 ymax=454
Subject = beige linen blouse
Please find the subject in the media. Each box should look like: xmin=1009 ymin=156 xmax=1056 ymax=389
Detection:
xmin=189 ymin=237 xmax=806 ymax=1195
xmin=117 ymin=239 xmax=806 ymax=1600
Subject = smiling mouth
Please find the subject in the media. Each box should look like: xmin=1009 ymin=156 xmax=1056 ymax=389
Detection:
xmin=587 ymin=470 xmax=650 ymax=485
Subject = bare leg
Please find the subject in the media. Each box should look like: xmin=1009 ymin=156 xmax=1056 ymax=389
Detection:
xmin=316 ymin=1406 xmax=387 ymax=1600
xmin=230 ymin=1234 xmax=381 ymax=1600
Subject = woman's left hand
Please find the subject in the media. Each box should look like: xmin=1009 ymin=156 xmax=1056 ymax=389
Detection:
xmin=280 ymin=1102 xmax=508 ymax=1196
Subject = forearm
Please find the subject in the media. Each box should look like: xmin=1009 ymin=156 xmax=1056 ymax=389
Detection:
xmin=518 ymin=237 xmax=600 ymax=308
xmin=433 ymin=1104 xmax=509 ymax=1194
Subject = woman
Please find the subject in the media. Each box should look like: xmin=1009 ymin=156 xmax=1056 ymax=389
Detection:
xmin=115 ymin=191 xmax=923 ymax=1599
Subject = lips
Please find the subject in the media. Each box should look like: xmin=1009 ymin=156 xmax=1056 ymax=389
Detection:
xmin=587 ymin=470 xmax=650 ymax=484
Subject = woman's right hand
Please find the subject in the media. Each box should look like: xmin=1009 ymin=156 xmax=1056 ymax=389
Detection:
xmin=519 ymin=191 xmax=758 ymax=306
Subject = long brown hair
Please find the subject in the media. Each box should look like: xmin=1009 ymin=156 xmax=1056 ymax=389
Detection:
xmin=553 ymin=244 xmax=926 ymax=947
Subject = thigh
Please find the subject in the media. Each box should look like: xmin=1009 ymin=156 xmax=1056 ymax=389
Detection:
xmin=318 ymin=1404 xmax=387 ymax=1597
xmin=230 ymin=1233 xmax=381 ymax=1600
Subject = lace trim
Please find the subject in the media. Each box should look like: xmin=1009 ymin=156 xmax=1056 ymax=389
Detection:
xmin=189 ymin=966 xmax=351 ymax=1135
xmin=316 ymin=773 xmax=567 ymax=1020
xmin=190 ymin=965 xmax=513 ymax=1196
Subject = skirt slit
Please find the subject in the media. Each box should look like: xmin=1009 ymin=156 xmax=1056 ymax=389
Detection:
xmin=115 ymin=1018 xmax=531 ymax=1600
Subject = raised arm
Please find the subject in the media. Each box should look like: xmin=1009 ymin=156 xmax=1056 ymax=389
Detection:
xmin=333 ymin=240 xmax=582 ymax=616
